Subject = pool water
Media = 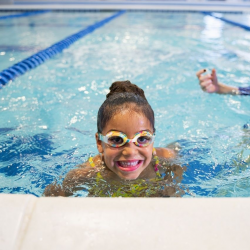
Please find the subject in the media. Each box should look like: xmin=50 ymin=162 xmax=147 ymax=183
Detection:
xmin=0 ymin=11 xmax=250 ymax=197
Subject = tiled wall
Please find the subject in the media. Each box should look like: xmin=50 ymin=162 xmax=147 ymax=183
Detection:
xmin=0 ymin=0 xmax=13 ymax=4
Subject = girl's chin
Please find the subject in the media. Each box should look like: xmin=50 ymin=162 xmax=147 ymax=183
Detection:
xmin=117 ymin=173 xmax=140 ymax=180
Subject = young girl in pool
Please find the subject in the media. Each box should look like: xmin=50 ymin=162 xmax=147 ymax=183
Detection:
xmin=44 ymin=81 xmax=184 ymax=197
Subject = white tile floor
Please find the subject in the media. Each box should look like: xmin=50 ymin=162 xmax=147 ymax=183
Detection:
xmin=1 ymin=194 xmax=250 ymax=250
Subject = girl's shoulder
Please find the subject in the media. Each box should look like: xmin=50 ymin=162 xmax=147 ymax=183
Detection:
xmin=155 ymin=147 xmax=176 ymax=159
xmin=155 ymin=141 xmax=181 ymax=159
xmin=154 ymin=146 xmax=185 ymax=184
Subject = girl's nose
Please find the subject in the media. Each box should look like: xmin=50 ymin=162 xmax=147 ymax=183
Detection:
xmin=121 ymin=142 xmax=138 ymax=156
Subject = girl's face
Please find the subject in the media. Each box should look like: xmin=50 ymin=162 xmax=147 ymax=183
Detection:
xmin=96 ymin=109 xmax=154 ymax=180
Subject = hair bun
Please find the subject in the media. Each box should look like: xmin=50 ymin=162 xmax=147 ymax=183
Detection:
xmin=106 ymin=80 xmax=146 ymax=100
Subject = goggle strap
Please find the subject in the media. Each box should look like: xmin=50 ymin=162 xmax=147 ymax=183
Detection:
xmin=98 ymin=133 xmax=108 ymax=143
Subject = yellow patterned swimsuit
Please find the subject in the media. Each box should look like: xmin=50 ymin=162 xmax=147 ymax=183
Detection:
xmin=85 ymin=148 xmax=183 ymax=197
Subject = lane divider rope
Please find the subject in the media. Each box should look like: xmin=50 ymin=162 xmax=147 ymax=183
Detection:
xmin=0 ymin=10 xmax=126 ymax=88
xmin=202 ymin=12 xmax=250 ymax=31
xmin=0 ymin=10 xmax=50 ymax=20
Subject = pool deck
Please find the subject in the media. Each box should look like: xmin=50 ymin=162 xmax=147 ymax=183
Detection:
xmin=1 ymin=1 xmax=250 ymax=12
xmin=1 ymin=194 xmax=250 ymax=250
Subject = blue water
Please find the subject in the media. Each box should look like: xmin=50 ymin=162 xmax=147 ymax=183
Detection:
xmin=0 ymin=11 xmax=250 ymax=197
xmin=0 ymin=11 xmax=112 ymax=69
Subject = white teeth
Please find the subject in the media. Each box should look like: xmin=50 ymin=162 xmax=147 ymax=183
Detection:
xmin=119 ymin=161 xmax=139 ymax=167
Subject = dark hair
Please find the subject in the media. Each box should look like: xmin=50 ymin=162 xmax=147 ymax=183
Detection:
xmin=97 ymin=80 xmax=155 ymax=133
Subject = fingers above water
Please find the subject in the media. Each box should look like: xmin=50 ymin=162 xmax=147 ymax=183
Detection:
xmin=200 ymin=79 xmax=212 ymax=88
xmin=199 ymin=74 xmax=212 ymax=82
xmin=196 ymin=68 xmax=206 ymax=78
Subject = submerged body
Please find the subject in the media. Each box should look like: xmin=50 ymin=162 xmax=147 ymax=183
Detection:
xmin=44 ymin=153 xmax=185 ymax=197
xmin=64 ymin=154 xmax=184 ymax=197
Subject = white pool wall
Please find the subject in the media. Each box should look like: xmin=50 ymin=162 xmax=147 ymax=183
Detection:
xmin=1 ymin=194 xmax=250 ymax=250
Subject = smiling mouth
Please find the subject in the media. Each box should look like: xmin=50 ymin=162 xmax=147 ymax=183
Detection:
xmin=116 ymin=160 xmax=143 ymax=172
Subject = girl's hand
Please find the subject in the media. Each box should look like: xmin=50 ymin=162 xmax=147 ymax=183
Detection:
xmin=196 ymin=68 xmax=220 ymax=93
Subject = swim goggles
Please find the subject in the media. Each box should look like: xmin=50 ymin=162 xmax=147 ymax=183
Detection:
xmin=98 ymin=130 xmax=155 ymax=148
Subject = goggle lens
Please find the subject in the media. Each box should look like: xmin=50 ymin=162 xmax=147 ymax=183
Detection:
xmin=134 ymin=131 xmax=153 ymax=147
xmin=107 ymin=131 xmax=127 ymax=147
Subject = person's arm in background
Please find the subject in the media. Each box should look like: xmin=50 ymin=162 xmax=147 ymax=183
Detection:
xmin=196 ymin=68 xmax=250 ymax=95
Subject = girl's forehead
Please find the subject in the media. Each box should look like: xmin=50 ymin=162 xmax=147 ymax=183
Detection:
xmin=103 ymin=111 xmax=153 ymax=134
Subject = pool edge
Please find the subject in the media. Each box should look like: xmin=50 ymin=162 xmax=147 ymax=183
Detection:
xmin=1 ymin=194 xmax=250 ymax=250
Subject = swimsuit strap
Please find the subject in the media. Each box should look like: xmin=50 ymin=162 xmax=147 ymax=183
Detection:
xmin=89 ymin=157 xmax=95 ymax=167
xmin=153 ymin=148 xmax=162 ymax=178
xmin=88 ymin=156 xmax=104 ymax=180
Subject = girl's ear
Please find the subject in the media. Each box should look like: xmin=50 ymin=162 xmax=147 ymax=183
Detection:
xmin=95 ymin=133 xmax=104 ymax=153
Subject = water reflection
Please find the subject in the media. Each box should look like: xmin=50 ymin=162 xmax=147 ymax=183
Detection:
xmin=202 ymin=15 xmax=224 ymax=40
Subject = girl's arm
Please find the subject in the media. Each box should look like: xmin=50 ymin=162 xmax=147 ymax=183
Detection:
xmin=43 ymin=182 xmax=66 ymax=197
xmin=43 ymin=155 xmax=100 ymax=197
